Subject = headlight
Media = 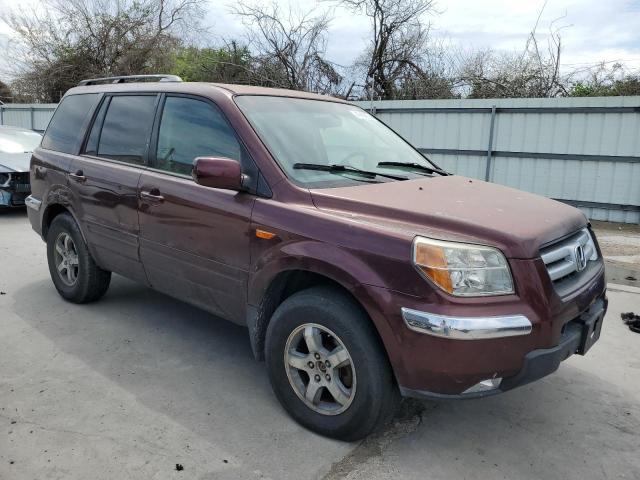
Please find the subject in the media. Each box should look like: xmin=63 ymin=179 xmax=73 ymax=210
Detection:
xmin=412 ymin=237 xmax=514 ymax=296
xmin=0 ymin=173 xmax=10 ymax=186
xmin=584 ymin=229 xmax=599 ymax=261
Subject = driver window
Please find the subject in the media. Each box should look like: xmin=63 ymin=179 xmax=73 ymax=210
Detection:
xmin=155 ymin=96 xmax=241 ymax=175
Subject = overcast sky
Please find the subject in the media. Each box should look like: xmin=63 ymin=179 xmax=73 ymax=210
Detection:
xmin=203 ymin=0 xmax=640 ymax=71
xmin=1 ymin=0 xmax=640 ymax=82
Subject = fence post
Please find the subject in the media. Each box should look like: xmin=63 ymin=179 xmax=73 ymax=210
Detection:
xmin=30 ymin=106 xmax=35 ymax=130
xmin=0 ymin=105 xmax=3 ymax=125
xmin=484 ymin=105 xmax=497 ymax=181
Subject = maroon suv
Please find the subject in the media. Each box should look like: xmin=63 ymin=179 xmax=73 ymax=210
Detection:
xmin=27 ymin=75 xmax=607 ymax=440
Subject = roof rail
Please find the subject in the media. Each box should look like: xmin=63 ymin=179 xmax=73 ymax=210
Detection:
xmin=78 ymin=74 xmax=183 ymax=86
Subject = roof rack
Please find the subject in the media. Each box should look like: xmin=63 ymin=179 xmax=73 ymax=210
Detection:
xmin=78 ymin=74 xmax=183 ymax=86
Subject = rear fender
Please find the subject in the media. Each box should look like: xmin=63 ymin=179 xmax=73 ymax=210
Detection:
xmin=41 ymin=184 xmax=88 ymax=246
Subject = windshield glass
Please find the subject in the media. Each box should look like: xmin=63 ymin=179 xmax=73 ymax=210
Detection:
xmin=235 ymin=95 xmax=439 ymax=188
xmin=0 ymin=128 xmax=42 ymax=154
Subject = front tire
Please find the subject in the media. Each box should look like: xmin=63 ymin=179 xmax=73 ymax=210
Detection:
xmin=46 ymin=213 xmax=111 ymax=303
xmin=265 ymin=286 xmax=399 ymax=441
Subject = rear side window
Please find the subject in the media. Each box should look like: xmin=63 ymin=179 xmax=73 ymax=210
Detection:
xmin=41 ymin=94 xmax=99 ymax=154
xmin=87 ymin=95 xmax=157 ymax=165
xmin=154 ymin=96 xmax=240 ymax=175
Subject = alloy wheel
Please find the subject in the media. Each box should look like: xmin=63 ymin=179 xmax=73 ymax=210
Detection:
xmin=284 ymin=323 xmax=356 ymax=415
xmin=54 ymin=232 xmax=79 ymax=286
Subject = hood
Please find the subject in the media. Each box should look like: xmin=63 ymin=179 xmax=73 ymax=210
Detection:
xmin=310 ymin=175 xmax=587 ymax=259
xmin=0 ymin=152 xmax=32 ymax=173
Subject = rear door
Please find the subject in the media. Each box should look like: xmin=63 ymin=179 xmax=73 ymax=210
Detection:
xmin=68 ymin=93 xmax=159 ymax=283
xmin=138 ymin=94 xmax=255 ymax=323
xmin=31 ymin=93 xmax=100 ymax=214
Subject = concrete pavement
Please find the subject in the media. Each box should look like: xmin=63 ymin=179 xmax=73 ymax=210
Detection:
xmin=1 ymin=209 xmax=639 ymax=480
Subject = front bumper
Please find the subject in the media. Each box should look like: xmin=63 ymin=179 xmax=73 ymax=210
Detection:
xmin=0 ymin=188 xmax=29 ymax=207
xmin=400 ymin=297 xmax=607 ymax=399
xmin=401 ymin=308 xmax=532 ymax=340
xmin=0 ymin=172 xmax=31 ymax=207
xmin=358 ymin=257 xmax=607 ymax=397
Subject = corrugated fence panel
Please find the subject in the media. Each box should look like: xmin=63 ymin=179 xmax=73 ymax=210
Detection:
xmin=0 ymin=104 xmax=57 ymax=131
xmin=2 ymin=99 xmax=639 ymax=223
xmin=355 ymin=96 xmax=640 ymax=224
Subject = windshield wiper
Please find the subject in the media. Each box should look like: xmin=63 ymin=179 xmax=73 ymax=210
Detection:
xmin=293 ymin=163 xmax=408 ymax=181
xmin=377 ymin=161 xmax=449 ymax=176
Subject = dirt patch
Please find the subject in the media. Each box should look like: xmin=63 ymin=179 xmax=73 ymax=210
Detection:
xmin=591 ymin=221 xmax=640 ymax=288
xmin=592 ymin=221 xmax=640 ymax=271
xmin=322 ymin=400 xmax=435 ymax=480
xmin=605 ymin=261 xmax=640 ymax=288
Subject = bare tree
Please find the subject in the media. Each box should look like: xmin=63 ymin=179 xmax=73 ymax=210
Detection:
xmin=0 ymin=80 xmax=12 ymax=103
xmin=568 ymin=62 xmax=640 ymax=97
xmin=338 ymin=0 xmax=439 ymax=99
xmin=232 ymin=2 xmax=343 ymax=94
xmin=456 ymin=5 xmax=568 ymax=98
xmin=3 ymin=0 xmax=206 ymax=102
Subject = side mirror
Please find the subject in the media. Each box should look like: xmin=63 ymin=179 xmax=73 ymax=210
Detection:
xmin=192 ymin=156 xmax=243 ymax=191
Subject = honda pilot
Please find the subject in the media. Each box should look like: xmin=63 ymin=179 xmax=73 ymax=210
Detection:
xmin=26 ymin=75 xmax=607 ymax=440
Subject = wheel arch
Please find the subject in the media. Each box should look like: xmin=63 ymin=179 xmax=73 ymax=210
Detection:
xmin=247 ymin=261 xmax=396 ymax=374
xmin=42 ymin=202 xmax=87 ymax=244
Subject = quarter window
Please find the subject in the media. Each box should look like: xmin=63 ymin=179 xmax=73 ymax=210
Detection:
xmin=155 ymin=96 xmax=240 ymax=175
xmin=89 ymin=95 xmax=157 ymax=165
xmin=42 ymin=94 xmax=99 ymax=154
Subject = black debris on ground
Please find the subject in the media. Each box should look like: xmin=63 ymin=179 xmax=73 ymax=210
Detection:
xmin=621 ymin=312 xmax=640 ymax=333
xmin=625 ymin=275 xmax=637 ymax=281
xmin=175 ymin=464 xmax=184 ymax=471
xmin=0 ymin=291 xmax=6 ymax=295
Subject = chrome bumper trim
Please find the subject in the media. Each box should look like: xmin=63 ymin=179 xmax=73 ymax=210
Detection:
xmin=25 ymin=195 xmax=42 ymax=212
xmin=401 ymin=307 xmax=532 ymax=340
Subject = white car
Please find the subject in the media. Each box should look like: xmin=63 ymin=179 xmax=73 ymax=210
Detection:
xmin=0 ymin=125 xmax=42 ymax=207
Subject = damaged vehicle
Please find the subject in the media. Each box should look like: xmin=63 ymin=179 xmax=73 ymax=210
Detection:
xmin=26 ymin=75 xmax=607 ymax=441
xmin=0 ymin=125 xmax=41 ymax=208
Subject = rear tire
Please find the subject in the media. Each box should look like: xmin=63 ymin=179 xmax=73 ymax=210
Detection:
xmin=265 ymin=286 xmax=399 ymax=441
xmin=46 ymin=213 xmax=111 ymax=303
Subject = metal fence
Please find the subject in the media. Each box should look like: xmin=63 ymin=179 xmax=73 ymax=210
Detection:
xmin=0 ymin=104 xmax=57 ymax=132
xmin=355 ymin=97 xmax=640 ymax=224
xmin=2 ymin=98 xmax=639 ymax=223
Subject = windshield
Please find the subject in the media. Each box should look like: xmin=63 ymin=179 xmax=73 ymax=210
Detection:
xmin=0 ymin=128 xmax=42 ymax=154
xmin=235 ymin=96 xmax=439 ymax=188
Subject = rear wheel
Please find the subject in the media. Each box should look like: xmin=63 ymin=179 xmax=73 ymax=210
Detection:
xmin=265 ymin=286 xmax=399 ymax=441
xmin=46 ymin=213 xmax=111 ymax=303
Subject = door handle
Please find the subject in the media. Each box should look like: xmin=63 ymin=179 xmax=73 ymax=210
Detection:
xmin=140 ymin=189 xmax=165 ymax=204
xmin=69 ymin=170 xmax=86 ymax=183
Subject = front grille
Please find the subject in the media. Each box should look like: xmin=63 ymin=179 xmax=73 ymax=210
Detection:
xmin=9 ymin=172 xmax=31 ymax=192
xmin=10 ymin=172 xmax=30 ymax=183
xmin=540 ymin=228 xmax=600 ymax=295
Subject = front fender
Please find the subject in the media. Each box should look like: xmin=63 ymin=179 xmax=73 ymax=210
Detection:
xmin=248 ymin=238 xmax=410 ymax=372
xmin=249 ymin=239 xmax=388 ymax=307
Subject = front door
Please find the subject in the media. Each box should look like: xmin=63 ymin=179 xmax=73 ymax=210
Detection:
xmin=69 ymin=93 xmax=159 ymax=283
xmin=138 ymin=95 xmax=255 ymax=324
